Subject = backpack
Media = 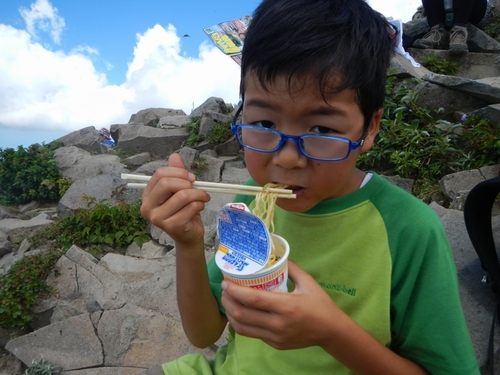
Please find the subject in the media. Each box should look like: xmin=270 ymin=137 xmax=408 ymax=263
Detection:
xmin=464 ymin=176 xmax=500 ymax=374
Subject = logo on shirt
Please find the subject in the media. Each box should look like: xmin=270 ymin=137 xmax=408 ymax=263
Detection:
xmin=319 ymin=282 xmax=357 ymax=297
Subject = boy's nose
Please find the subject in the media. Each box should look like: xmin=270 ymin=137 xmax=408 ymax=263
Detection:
xmin=272 ymin=139 xmax=307 ymax=169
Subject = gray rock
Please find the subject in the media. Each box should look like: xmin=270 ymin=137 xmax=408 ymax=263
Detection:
xmin=6 ymin=313 xmax=103 ymax=370
xmin=123 ymin=152 xmax=151 ymax=167
xmin=199 ymin=111 xmax=232 ymax=136
xmin=125 ymin=240 xmax=168 ymax=259
xmin=54 ymin=146 xmax=127 ymax=181
xmin=134 ymin=160 xmax=169 ymax=175
xmin=56 ymin=126 xmax=102 ymax=154
xmin=159 ymin=114 xmax=190 ymax=128
xmin=215 ymin=136 xmax=241 ymax=156
xmin=18 ymin=201 xmax=38 ymax=214
xmin=0 ymin=216 xmax=53 ymax=244
xmin=57 ymin=175 xmax=141 ymax=217
xmin=129 ymin=108 xmax=186 ymax=127
xmin=197 ymin=155 xmax=225 ymax=182
xmin=425 ymin=73 xmax=500 ymax=104
xmin=116 ymin=124 xmax=189 ymax=159
xmin=0 ymin=205 xmax=16 ymax=220
xmin=190 ymin=97 xmax=229 ymax=117
xmin=414 ymin=81 xmax=489 ymax=120
xmin=0 ymin=240 xmax=13 ymax=257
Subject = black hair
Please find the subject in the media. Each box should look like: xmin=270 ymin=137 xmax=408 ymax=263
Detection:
xmin=240 ymin=0 xmax=394 ymax=129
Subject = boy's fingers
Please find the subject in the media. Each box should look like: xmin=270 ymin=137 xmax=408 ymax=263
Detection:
xmin=167 ymin=153 xmax=188 ymax=170
xmin=287 ymin=261 xmax=318 ymax=291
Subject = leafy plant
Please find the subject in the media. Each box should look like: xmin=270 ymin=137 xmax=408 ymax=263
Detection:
xmin=30 ymin=197 xmax=150 ymax=254
xmin=459 ymin=114 xmax=500 ymax=167
xmin=190 ymin=157 xmax=208 ymax=177
xmin=113 ymin=147 xmax=136 ymax=160
xmin=422 ymin=55 xmax=459 ymax=75
xmin=0 ymin=143 xmax=71 ymax=205
xmin=0 ymin=249 xmax=63 ymax=328
xmin=184 ymin=116 xmax=203 ymax=146
xmin=206 ymin=122 xmax=233 ymax=147
xmin=483 ymin=15 xmax=500 ymax=39
xmin=358 ymin=74 xmax=500 ymax=202
xmin=24 ymin=358 xmax=62 ymax=375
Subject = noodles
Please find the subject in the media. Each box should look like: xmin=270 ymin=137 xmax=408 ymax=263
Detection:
xmin=251 ymin=183 xmax=285 ymax=233
xmin=251 ymin=183 xmax=287 ymax=266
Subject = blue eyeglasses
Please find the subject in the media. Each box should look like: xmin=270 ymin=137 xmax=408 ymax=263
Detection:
xmin=231 ymin=105 xmax=368 ymax=162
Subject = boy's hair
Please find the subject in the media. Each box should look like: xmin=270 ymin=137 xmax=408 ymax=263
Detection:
xmin=240 ymin=0 xmax=394 ymax=129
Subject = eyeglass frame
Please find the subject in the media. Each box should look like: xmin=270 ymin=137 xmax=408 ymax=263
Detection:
xmin=230 ymin=104 xmax=370 ymax=162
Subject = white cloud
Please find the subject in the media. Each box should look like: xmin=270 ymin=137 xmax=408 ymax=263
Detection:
xmin=0 ymin=0 xmax=421 ymax=140
xmin=0 ymin=22 xmax=241 ymax=134
xmin=368 ymin=0 xmax=421 ymax=22
xmin=20 ymin=0 xmax=65 ymax=44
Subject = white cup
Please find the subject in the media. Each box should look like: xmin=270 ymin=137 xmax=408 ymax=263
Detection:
xmin=218 ymin=234 xmax=289 ymax=293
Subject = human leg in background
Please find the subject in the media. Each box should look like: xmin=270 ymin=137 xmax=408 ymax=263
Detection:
xmin=449 ymin=0 xmax=487 ymax=55
xmin=413 ymin=0 xmax=450 ymax=49
xmin=413 ymin=0 xmax=487 ymax=54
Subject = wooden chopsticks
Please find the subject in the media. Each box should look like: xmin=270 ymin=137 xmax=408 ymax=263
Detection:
xmin=121 ymin=173 xmax=296 ymax=199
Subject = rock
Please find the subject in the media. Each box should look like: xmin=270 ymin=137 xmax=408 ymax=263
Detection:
xmin=0 ymin=205 xmax=16 ymax=220
xmin=0 ymin=240 xmax=13 ymax=257
xmin=199 ymin=111 xmax=232 ymax=136
xmin=116 ymin=124 xmax=189 ymax=159
xmin=0 ymin=216 xmax=53 ymax=245
xmin=190 ymin=97 xmax=230 ymax=117
xmin=122 ymin=152 xmax=151 ymax=167
xmin=56 ymin=126 xmax=102 ymax=154
xmin=159 ymin=115 xmax=191 ymax=128
xmin=54 ymin=146 xmax=127 ymax=182
xmin=129 ymin=108 xmax=186 ymax=128
xmin=57 ymin=175 xmax=141 ymax=218
xmin=6 ymin=313 xmax=104 ymax=370
xmin=17 ymin=201 xmax=38 ymax=215
xmin=125 ymin=240 xmax=168 ymax=259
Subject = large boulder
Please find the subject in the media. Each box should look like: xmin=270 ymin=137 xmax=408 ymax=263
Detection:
xmin=116 ymin=125 xmax=189 ymax=159
xmin=56 ymin=126 xmax=102 ymax=154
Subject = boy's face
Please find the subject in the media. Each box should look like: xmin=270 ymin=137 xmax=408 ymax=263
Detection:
xmin=241 ymin=72 xmax=381 ymax=213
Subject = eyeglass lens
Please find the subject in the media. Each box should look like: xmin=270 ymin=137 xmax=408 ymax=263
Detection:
xmin=237 ymin=126 xmax=351 ymax=160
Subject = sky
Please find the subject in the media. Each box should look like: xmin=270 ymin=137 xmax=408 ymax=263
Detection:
xmin=0 ymin=0 xmax=421 ymax=150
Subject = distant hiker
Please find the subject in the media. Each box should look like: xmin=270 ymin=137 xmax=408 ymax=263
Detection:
xmin=98 ymin=128 xmax=115 ymax=146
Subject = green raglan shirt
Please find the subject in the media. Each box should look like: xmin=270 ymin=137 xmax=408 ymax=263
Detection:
xmin=162 ymin=173 xmax=480 ymax=375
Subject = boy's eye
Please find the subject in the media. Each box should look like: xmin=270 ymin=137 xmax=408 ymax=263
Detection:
xmin=253 ymin=120 xmax=275 ymax=129
xmin=311 ymin=125 xmax=334 ymax=135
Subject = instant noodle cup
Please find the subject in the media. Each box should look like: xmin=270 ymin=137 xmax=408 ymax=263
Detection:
xmin=215 ymin=202 xmax=290 ymax=293
xmin=219 ymin=233 xmax=290 ymax=292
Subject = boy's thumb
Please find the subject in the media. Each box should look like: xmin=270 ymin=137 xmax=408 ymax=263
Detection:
xmin=167 ymin=153 xmax=186 ymax=169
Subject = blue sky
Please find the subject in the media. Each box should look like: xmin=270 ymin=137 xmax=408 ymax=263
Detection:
xmin=0 ymin=0 xmax=419 ymax=150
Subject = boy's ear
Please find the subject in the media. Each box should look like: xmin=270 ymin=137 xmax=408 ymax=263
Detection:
xmin=360 ymin=109 xmax=383 ymax=152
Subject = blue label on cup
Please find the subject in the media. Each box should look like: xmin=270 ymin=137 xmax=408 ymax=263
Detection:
xmin=216 ymin=203 xmax=271 ymax=275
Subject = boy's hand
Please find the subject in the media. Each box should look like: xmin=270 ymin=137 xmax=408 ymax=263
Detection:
xmin=221 ymin=261 xmax=347 ymax=350
xmin=140 ymin=153 xmax=211 ymax=246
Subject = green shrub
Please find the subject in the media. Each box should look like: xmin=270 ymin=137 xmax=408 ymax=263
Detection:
xmin=358 ymin=74 xmax=500 ymax=202
xmin=206 ymin=122 xmax=233 ymax=147
xmin=422 ymin=55 xmax=459 ymax=75
xmin=184 ymin=116 xmax=203 ymax=146
xmin=460 ymin=114 xmax=500 ymax=167
xmin=0 ymin=143 xmax=70 ymax=206
xmin=24 ymin=358 xmax=62 ymax=375
xmin=0 ymin=249 xmax=63 ymax=328
xmin=31 ymin=197 xmax=150 ymax=254
xmin=190 ymin=157 xmax=208 ymax=177
xmin=1 ymin=198 xmax=149 ymax=328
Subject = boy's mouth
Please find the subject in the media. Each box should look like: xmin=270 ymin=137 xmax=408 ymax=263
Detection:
xmin=279 ymin=184 xmax=305 ymax=195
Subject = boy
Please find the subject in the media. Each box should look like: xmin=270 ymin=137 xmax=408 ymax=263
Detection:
xmin=140 ymin=0 xmax=480 ymax=373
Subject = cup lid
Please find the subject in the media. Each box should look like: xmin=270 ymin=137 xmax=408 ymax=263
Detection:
xmin=215 ymin=203 xmax=271 ymax=275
